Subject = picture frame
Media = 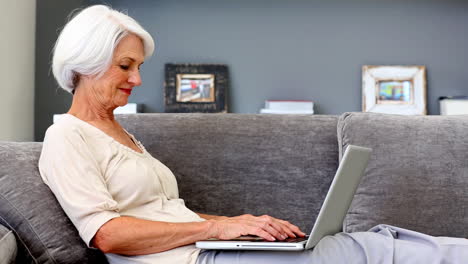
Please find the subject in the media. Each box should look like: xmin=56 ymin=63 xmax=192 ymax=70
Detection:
xmin=362 ymin=65 xmax=427 ymax=115
xmin=164 ymin=64 xmax=228 ymax=113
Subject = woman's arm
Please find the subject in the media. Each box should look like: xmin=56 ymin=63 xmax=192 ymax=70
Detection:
xmin=92 ymin=214 xmax=306 ymax=256
xmin=92 ymin=216 xmax=215 ymax=255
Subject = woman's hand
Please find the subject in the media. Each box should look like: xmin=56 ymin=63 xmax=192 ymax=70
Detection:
xmin=209 ymin=214 xmax=306 ymax=241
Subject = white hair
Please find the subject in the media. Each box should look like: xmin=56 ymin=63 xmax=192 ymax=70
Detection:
xmin=52 ymin=5 xmax=155 ymax=94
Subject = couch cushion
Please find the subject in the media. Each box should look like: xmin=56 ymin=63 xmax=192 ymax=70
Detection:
xmin=338 ymin=112 xmax=468 ymax=237
xmin=116 ymin=113 xmax=340 ymax=232
xmin=0 ymin=224 xmax=16 ymax=264
xmin=0 ymin=142 xmax=108 ymax=263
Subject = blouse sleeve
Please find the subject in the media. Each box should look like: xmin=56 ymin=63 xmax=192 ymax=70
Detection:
xmin=38 ymin=125 xmax=120 ymax=246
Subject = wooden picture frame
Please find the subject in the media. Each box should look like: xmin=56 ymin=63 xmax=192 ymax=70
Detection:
xmin=362 ymin=65 xmax=427 ymax=115
xmin=164 ymin=64 xmax=228 ymax=113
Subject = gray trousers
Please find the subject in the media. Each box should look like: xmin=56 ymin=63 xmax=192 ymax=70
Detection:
xmin=196 ymin=225 xmax=468 ymax=264
xmin=196 ymin=250 xmax=316 ymax=264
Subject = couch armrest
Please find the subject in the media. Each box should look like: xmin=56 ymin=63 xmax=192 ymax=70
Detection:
xmin=0 ymin=223 xmax=17 ymax=264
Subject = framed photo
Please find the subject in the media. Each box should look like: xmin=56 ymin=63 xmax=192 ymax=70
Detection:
xmin=165 ymin=64 xmax=228 ymax=113
xmin=362 ymin=65 xmax=427 ymax=115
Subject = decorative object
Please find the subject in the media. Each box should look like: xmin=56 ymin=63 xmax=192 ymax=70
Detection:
xmin=164 ymin=64 xmax=228 ymax=113
xmin=362 ymin=65 xmax=426 ymax=115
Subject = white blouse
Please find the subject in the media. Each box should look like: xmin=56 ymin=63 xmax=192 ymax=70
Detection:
xmin=39 ymin=114 xmax=204 ymax=264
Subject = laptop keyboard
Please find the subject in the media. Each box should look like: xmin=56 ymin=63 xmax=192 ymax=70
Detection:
xmin=275 ymin=236 xmax=308 ymax=243
xmin=231 ymin=235 xmax=309 ymax=242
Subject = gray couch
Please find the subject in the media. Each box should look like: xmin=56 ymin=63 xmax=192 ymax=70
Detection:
xmin=1 ymin=112 xmax=467 ymax=263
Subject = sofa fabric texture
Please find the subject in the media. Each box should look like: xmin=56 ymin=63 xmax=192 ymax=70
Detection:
xmin=0 ymin=224 xmax=16 ymax=264
xmin=0 ymin=142 xmax=108 ymax=264
xmin=339 ymin=112 xmax=468 ymax=237
xmin=115 ymin=114 xmax=340 ymax=232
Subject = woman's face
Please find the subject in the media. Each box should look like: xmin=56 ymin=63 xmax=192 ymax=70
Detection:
xmin=80 ymin=34 xmax=145 ymax=109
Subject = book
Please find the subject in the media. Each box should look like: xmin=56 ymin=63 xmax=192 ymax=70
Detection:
xmin=114 ymin=103 xmax=143 ymax=114
xmin=260 ymin=100 xmax=314 ymax=114
xmin=439 ymin=96 xmax=468 ymax=115
xmin=260 ymin=108 xmax=314 ymax=114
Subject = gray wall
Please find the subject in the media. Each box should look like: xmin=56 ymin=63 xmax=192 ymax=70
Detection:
xmin=35 ymin=0 xmax=468 ymax=140
xmin=35 ymin=0 xmax=88 ymax=141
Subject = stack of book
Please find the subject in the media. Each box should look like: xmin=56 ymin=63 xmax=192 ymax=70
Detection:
xmin=260 ymin=100 xmax=314 ymax=114
xmin=439 ymin=96 xmax=468 ymax=115
xmin=53 ymin=103 xmax=143 ymax=124
xmin=114 ymin=103 xmax=143 ymax=114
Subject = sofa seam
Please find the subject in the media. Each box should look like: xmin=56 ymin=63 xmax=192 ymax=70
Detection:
xmin=337 ymin=112 xmax=354 ymax=233
xmin=337 ymin=112 xmax=353 ymax=161
xmin=341 ymin=115 xmax=348 ymax=233
xmin=0 ymin=193 xmax=58 ymax=264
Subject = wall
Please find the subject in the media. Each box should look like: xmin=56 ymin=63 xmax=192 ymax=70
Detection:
xmin=0 ymin=0 xmax=36 ymax=141
xmin=96 ymin=0 xmax=468 ymax=114
xmin=35 ymin=0 xmax=468 ymax=140
xmin=34 ymin=0 xmax=88 ymax=141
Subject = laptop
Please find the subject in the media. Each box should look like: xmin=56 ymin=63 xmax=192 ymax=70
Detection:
xmin=196 ymin=145 xmax=371 ymax=251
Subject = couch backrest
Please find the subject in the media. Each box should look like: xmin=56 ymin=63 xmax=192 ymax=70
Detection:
xmin=0 ymin=114 xmax=339 ymax=263
xmin=116 ymin=114 xmax=340 ymax=232
xmin=7 ymin=112 xmax=466 ymax=260
xmin=338 ymin=112 xmax=468 ymax=237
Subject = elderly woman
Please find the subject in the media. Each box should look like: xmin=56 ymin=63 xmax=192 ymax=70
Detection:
xmin=38 ymin=5 xmax=317 ymax=264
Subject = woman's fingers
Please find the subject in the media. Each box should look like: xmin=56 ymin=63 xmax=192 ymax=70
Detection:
xmin=257 ymin=215 xmax=307 ymax=239
xmin=257 ymin=215 xmax=291 ymax=239
xmin=259 ymin=215 xmax=307 ymax=239
xmin=247 ymin=225 xmax=276 ymax=241
xmin=223 ymin=214 xmax=306 ymax=240
xmin=232 ymin=217 xmax=281 ymax=241
xmin=277 ymin=219 xmax=307 ymax=237
xmin=257 ymin=219 xmax=286 ymax=240
xmin=214 ymin=218 xmax=275 ymax=241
